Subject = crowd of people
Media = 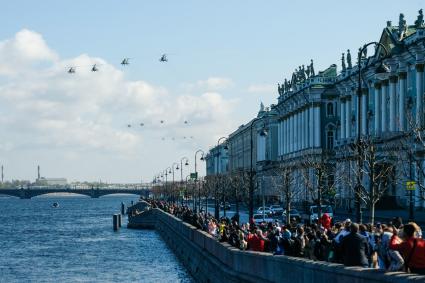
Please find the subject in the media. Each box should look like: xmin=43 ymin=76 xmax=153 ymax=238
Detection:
xmin=146 ymin=199 xmax=425 ymax=275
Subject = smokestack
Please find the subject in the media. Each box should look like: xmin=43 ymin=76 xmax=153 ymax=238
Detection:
xmin=37 ymin=165 xmax=40 ymax=180
xmin=1 ymin=165 xmax=3 ymax=183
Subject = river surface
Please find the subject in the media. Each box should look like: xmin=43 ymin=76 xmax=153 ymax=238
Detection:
xmin=0 ymin=195 xmax=193 ymax=283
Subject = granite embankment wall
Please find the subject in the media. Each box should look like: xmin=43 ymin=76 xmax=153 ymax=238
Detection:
xmin=130 ymin=207 xmax=425 ymax=283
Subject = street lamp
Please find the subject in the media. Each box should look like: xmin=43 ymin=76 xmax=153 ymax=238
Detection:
xmin=180 ymin=157 xmax=189 ymax=205
xmin=194 ymin=149 xmax=205 ymax=212
xmin=355 ymin=42 xmax=389 ymax=223
xmin=215 ymin=137 xmax=228 ymax=219
xmin=171 ymin=162 xmax=179 ymax=204
xmin=164 ymin=167 xmax=172 ymax=201
xmin=247 ymin=117 xmax=268 ymax=222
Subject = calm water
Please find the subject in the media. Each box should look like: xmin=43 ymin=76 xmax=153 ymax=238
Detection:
xmin=0 ymin=195 xmax=193 ymax=283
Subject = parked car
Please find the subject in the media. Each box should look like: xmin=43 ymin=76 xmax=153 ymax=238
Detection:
xmin=252 ymin=213 xmax=274 ymax=224
xmin=282 ymin=209 xmax=301 ymax=222
xmin=269 ymin=205 xmax=284 ymax=216
xmin=256 ymin=207 xmax=273 ymax=217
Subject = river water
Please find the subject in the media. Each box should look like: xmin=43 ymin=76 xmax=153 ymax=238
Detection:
xmin=0 ymin=195 xmax=193 ymax=283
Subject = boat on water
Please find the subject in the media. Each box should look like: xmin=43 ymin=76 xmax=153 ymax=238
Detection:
xmin=52 ymin=202 xmax=59 ymax=208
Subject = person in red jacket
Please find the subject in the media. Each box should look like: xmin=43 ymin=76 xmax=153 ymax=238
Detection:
xmin=248 ymin=229 xmax=265 ymax=252
xmin=319 ymin=213 xmax=331 ymax=231
xmin=389 ymin=222 xmax=425 ymax=274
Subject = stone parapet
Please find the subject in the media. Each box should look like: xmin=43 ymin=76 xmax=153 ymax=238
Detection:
xmin=132 ymin=208 xmax=425 ymax=283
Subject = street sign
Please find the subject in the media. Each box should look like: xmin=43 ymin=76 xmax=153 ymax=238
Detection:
xmin=406 ymin=181 xmax=416 ymax=191
xmin=190 ymin=172 xmax=198 ymax=180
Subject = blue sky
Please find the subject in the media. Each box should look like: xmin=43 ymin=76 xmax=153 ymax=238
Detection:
xmin=0 ymin=1 xmax=423 ymax=182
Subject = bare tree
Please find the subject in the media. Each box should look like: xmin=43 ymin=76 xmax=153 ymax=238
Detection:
xmin=269 ymin=165 xmax=299 ymax=224
xmin=340 ymin=136 xmax=398 ymax=224
xmin=301 ymin=151 xmax=338 ymax=221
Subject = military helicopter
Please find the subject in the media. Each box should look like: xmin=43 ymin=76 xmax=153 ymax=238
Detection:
xmin=67 ymin=67 xmax=76 ymax=74
xmin=159 ymin=54 xmax=168 ymax=62
xmin=121 ymin=58 xmax=130 ymax=66
xmin=91 ymin=64 xmax=99 ymax=72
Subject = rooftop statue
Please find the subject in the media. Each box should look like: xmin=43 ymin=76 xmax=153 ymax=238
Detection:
xmin=260 ymin=102 xmax=265 ymax=112
xmin=386 ymin=21 xmax=392 ymax=28
xmin=415 ymin=9 xmax=424 ymax=28
xmin=306 ymin=65 xmax=311 ymax=78
xmin=301 ymin=65 xmax=307 ymax=81
xmin=284 ymin=78 xmax=290 ymax=93
xmin=310 ymin=59 xmax=315 ymax=76
xmin=347 ymin=49 xmax=352 ymax=69
xmin=398 ymin=13 xmax=407 ymax=40
xmin=341 ymin=53 xmax=346 ymax=71
xmin=278 ymin=83 xmax=282 ymax=95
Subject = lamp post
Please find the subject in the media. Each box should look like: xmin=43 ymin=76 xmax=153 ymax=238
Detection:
xmin=194 ymin=149 xmax=205 ymax=212
xmin=165 ymin=167 xmax=171 ymax=202
xmin=180 ymin=157 xmax=189 ymax=205
xmin=171 ymin=162 xmax=179 ymax=204
xmin=355 ymin=42 xmax=389 ymax=223
xmin=216 ymin=137 xmax=228 ymax=219
xmin=185 ymin=174 xmax=191 ymax=207
xmin=247 ymin=117 xmax=268 ymax=222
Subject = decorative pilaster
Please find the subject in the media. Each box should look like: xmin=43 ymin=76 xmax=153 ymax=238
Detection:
xmin=398 ymin=72 xmax=407 ymax=131
xmin=389 ymin=75 xmax=398 ymax=132
xmin=381 ymin=80 xmax=389 ymax=133
xmin=314 ymin=105 xmax=321 ymax=147
xmin=345 ymin=97 xmax=352 ymax=138
xmin=374 ymin=82 xmax=382 ymax=135
xmin=309 ymin=106 xmax=314 ymax=147
xmin=340 ymin=99 xmax=346 ymax=139
xmin=416 ymin=63 xmax=424 ymax=128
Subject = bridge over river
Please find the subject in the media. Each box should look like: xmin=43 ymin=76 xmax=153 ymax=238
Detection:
xmin=0 ymin=185 xmax=151 ymax=199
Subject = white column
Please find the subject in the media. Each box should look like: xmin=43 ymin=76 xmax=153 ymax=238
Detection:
xmin=399 ymin=72 xmax=407 ymax=131
xmin=282 ymin=118 xmax=288 ymax=154
xmin=295 ymin=112 xmax=299 ymax=151
xmin=301 ymin=109 xmax=307 ymax=149
xmin=361 ymin=90 xmax=367 ymax=135
xmin=389 ymin=76 xmax=397 ymax=132
xmin=290 ymin=115 xmax=294 ymax=153
xmin=304 ymin=110 xmax=309 ymax=149
xmin=294 ymin=112 xmax=297 ymax=151
xmin=314 ymin=105 xmax=321 ymax=147
xmin=340 ymin=100 xmax=345 ymax=139
xmin=381 ymin=80 xmax=389 ymax=133
xmin=297 ymin=111 xmax=302 ymax=151
xmin=346 ymin=98 xmax=351 ymax=138
xmin=374 ymin=82 xmax=382 ymax=135
xmin=279 ymin=121 xmax=282 ymax=156
xmin=416 ymin=63 xmax=424 ymax=128
xmin=309 ymin=106 xmax=314 ymax=147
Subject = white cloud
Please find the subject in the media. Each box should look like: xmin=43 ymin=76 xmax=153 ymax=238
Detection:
xmin=247 ymin=83 xmax=275 ymax=93
xmin=181 ymin=77 xmax=234 ymax=92
xmin=0 ymin=30 xmax=238 ymax=181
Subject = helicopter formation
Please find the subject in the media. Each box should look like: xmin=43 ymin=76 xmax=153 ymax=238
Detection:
xmin=67 ymin=54 xmax=169 ymax=74
xmin=65 ymin=52 xmax=195 ymax=143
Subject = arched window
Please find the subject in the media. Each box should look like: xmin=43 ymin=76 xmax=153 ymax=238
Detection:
xmin=327 ymin=102 xmax=334 ymax=117
xmin=327 ymin=130 xmax=334 ymax=149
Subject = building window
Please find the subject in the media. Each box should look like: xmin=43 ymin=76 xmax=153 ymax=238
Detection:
xmin=327 ymin=102 xmax=334 ymax=117
xmin=327 ymin=130 xmax=334 ymax=149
